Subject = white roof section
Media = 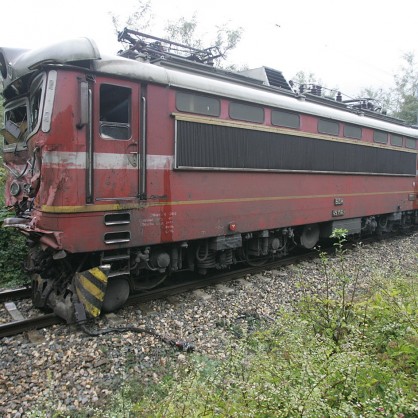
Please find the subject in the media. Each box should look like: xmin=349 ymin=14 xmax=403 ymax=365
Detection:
xmin=1 ymin=37 xmax=418 ymax=139
xmin=94 ymin=54 xmax=418 ymax=138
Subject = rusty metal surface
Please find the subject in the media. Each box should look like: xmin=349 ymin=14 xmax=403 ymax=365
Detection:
xmin=0 ymin=251 xmax=317 ymax=339
xmin=0 ymin=287 xmax=32 ymax=304
xmin=0 ymin=313 xmax=63 ymax=339
xmin=125 ymin=250 xmax=319 ymax=306
xmin=0 ymin=231 xmax=408 ymax=339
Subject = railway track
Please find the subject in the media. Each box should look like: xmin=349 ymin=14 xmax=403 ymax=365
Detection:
xmin=0 ymin=230 xmax=411 ymax=339
xmin=0 ymin=286 xmax=32 ymax=304
xmin=0 ymin=313 xmax=63 ymax=339
xmin=0 ymin=250 xmax=318 ymax=339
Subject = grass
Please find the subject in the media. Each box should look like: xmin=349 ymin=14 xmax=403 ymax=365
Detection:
xmin=54 ymin=230 xmax=417 ymax=418
xmin=0 ymin=164 xmax=29 ymax=288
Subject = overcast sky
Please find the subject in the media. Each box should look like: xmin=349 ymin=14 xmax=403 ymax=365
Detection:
xmin=2 ymin=0 xmax=418 ymax=97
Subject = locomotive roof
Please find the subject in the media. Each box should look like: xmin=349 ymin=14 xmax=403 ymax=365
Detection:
xmin=93 ymin=54 xmax=418 ymax=138
xmin=1 ymin=37 xmax=418 ymax=139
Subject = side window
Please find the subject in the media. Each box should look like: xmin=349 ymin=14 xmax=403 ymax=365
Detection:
xmin=176 ymin=91 xmax=220 ymax=116
xmin=373 ymin=130 xmax=388 ymax=144
xmin=405 ymin=137 xmax=416 ymax=149
xmin=318 ymin=119 xmax=339 ymax=135
xmin=343 ymin=124 xmax=362 ymax=140
xmin=390 ymin=134 xmax=403 ymax=147
xmin=229 ymin=102 xmax=264 ymax=123
xmin=100 ymin=84 xmax=131 ymax=140
xmin=271 ymin=109 xmax=300 ymax=129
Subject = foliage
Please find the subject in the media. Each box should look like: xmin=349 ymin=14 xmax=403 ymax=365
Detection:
xmin=297 ymin=229 xmax=361 ymax=345
xmin=110 ymin=0 xmax=243 ymax=68
xmin=291 ymin=71 xmax=340 ymax=101
xmin=358 ymin=86 xmax=393 ymax=115
xmin=0 ymin=82 xmax=29 ymax=287
xmin=70 ymin=233 xmax=417 ymax=417
xmin=0 ymin=226 xmax=28 ymax=287
xmin=360 ymin=52 xmax=418 ymax=124
xmin=164 ymin=15 xmax=242 ymax=66
xmin=111 ymin=0 xmax=153 ymax=34
xmin=1 ymin=83 xmax=3 ymax=155
xmin=0 ymin=161 xmax=29 ymax=288
xmin=291 ymin=70 xmax=325 ymax=92
xmin=112 ymin=277 xmax=416 ymax=417
xmin=392 ymin=52 xmax=418 ymax=123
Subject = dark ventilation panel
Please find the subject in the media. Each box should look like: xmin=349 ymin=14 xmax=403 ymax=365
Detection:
xmin=264 ymin=67 xmax=292 ymax=90
xmin=238 ymin=66 xmax=293 ymax=91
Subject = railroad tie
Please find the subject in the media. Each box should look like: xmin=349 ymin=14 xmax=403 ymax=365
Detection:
xmin=4 ymin=302 xmax=45 ymax=343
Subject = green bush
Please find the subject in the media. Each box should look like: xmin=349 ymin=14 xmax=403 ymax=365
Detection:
xmin=0 ymin=164 xmax=29 ymax=288
xmin=0 ymin=226 xmax=29 ymax=287
xmin=126 ymin=299 xmax=417 ymax=417
xmin=26 ymin=232 xmax=418 ymax=417
xmin=98 ymin=232 xmax=417 ymax=417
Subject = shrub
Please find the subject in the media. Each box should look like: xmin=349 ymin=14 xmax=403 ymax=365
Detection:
xmin=95 ymin=270 xmax=416 ymax=417
xmin=124 ymin=232 xmax=417 ymax=417
xmin=0 ymin=164 xmax=29 ymax=287
xmin=27 ymin=230 xmax=418 ymax=416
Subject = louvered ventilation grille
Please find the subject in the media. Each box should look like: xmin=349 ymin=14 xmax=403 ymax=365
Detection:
xmin=264 ymin=67 xmax=292 ymax=90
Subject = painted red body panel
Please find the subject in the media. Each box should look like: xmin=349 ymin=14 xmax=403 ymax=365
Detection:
xmin=20 ymin=72 xmax=416 ymax=254
xmin=33 ymin=169 xmax=414 ymax=253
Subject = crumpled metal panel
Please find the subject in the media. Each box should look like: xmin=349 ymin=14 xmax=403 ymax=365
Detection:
xmin=0 ymin=38 xmax=100 ymax=93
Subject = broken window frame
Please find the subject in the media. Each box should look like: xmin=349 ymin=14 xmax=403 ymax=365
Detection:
xmin=2 ymin=97 xmax=29 ymax=152
xmin=28 ymin=72 xmax=47 ymax=137
xmin=2 ymin=72 xmax=47 ymax=152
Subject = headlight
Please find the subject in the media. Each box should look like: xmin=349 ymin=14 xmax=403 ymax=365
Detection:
xmin=10 ymin=181 xmax=21 ymax=196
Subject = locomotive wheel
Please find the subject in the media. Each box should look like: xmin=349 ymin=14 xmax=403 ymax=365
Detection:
xmin=102 ymin=278 xmax=130 ymax=313
xmin=300 ymin=224 xmax=320 ymax=249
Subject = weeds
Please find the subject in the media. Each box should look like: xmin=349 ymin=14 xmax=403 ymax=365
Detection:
xmin=0 ymin=164 xmax=29 ymax=287
xmin=29 ymin=230 xmax=418 ymax=417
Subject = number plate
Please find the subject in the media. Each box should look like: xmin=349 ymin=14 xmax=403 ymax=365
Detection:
xmin=332 ymin=209 xmax=345 ymax=217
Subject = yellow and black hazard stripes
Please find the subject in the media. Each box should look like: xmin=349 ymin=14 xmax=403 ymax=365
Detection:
xmin=74 ymin=267 xmax=108 ymax=318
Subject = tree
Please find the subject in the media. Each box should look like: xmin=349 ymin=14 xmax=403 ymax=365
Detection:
xmin=392 ymin=52 xmax=418 ymax=124
xmin=359 ymin=52 xmax=418 ymax=124
xmin=111 ymin=0 xmax=153 ymax=33
xmin=111 ymin=0 xmax=243 ymax=68
xmin=164 ymin=15 xmax=242 ymax=68
xmin=357 ymin=86 xmax=393 ymax=115
xmin=291 ymin=71 xmax=339 ymax=100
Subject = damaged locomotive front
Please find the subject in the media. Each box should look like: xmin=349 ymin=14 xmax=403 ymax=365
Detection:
xmin=0 ymin=41 xmax=117 ymax=323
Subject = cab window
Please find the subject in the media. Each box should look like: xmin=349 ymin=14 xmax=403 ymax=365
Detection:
xmin=100 ymin=84 xmax=131 ymax=140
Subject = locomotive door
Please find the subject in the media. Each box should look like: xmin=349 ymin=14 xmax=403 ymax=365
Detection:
xmin=92 ymin=79 xmax=140 ymax=200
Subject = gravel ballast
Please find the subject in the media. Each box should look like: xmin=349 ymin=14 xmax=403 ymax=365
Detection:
xmin=0 ymin=233 xmax=417 ymax=416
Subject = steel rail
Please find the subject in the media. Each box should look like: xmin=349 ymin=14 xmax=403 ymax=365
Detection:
xmin=0 ymin=229 xmax=412 ymax=339
xmin=125 ymin=250 xmax=318 ymax=306
xmin=0 ymin=252 xmax=317 ymax=339
xmin=0 ymin=287 xmax=32 ymax=303
xmin=0 ymin=313 xmax=63 ymax=339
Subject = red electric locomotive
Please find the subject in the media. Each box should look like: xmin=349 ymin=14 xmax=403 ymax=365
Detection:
xmin=1 ymin=30 xmax=417 ymax=322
